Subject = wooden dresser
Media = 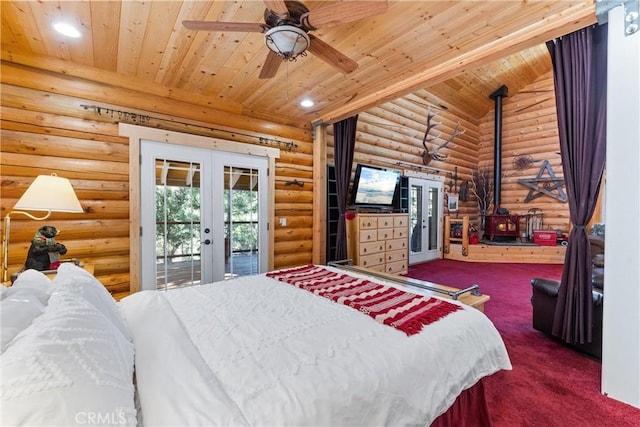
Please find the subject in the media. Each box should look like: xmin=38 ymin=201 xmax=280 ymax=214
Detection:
xmin=346 ymin=213 xmax=409 ymax=274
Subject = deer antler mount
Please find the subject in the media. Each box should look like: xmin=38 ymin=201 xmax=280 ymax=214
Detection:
xmin=421 ymin=107 xmax=464 ymax=165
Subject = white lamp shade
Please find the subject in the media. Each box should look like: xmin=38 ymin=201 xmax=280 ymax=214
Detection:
xmin=13 ymin=174 xmax=84 ymax=213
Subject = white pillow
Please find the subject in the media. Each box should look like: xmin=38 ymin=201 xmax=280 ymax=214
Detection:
xmin=1 ymin=287 xmax=47 ymax=353
xmin=1 ymin=271 xmax=52 ymax=353
xmin=11 ymin=269 xmax=53 ymax=294
xmin=0 ymin=290 xmax=136 ymax=426
xmin=52 ymin=263 xmax=131 ymax=340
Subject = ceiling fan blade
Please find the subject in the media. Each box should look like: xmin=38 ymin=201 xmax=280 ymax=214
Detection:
xmin=182 ymin=21 xmax=268 ymax=33
xmin=307 ymin=35 xmax=358 ymax=74
xmin=302 ymin=1 xmax=388 ymax=30
xmin=263 ymin=0 xmax=289 ymax=16
xmin=259 ymin=50 xmax=282 ymax=79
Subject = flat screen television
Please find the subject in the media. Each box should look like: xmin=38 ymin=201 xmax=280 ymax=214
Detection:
xmin=350 ymin=164 xmax=401 ymax=207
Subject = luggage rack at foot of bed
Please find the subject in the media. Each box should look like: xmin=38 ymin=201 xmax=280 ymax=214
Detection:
xmin=328 ymin=260 xmax=482 ymax=301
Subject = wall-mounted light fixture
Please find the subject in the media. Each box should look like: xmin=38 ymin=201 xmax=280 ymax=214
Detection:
xmin=2 ymin=174 xmax=83 ymax=282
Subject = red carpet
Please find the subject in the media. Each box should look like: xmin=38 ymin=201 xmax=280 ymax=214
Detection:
xmin=406 ymin=259 xmax=640 ymax=427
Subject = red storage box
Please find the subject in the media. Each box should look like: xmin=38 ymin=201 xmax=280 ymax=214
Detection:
xmin=534 ymin=230 xmax=557 ymax=246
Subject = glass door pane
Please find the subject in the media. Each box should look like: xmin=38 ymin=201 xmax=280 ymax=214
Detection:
xmin=409 ymin=177 xmax=442 ymax=264
xmin=410 ymin=184 xmax=424 ymax=254
xmin=428 ymin=187 xmax=440 ymax=251
xmin=155 ymin=159 xmax=202 ymax=290
xmin=224 ymin=165 xmax=260 ymax=279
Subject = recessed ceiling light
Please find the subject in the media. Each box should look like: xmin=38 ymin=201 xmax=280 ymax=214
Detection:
xmin=53 ymin=22 xmax=82 ymax=38
xmin=300 ymin=99 xmax=314 ymax=108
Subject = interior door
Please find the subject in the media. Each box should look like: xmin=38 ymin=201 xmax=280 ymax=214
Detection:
xmin=140 ymin=141 xmax=268 ymax=290
xmin=409 ymin=177 xmax=443 ymax=264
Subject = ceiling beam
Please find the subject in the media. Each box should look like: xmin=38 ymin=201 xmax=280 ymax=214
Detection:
xmin=319 ymin=2 xmax=597 ymax=124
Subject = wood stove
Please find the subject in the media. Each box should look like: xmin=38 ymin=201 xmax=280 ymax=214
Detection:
xmin=484 ymin=214 xmax=520 ymax=241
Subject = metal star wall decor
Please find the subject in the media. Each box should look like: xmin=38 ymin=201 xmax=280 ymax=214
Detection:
xmin=518 ymin=160 xmax=568 ymax=203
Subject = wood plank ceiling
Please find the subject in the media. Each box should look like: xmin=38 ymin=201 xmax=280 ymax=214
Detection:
xmin=1 ymin=1 xmax=597 ymax=127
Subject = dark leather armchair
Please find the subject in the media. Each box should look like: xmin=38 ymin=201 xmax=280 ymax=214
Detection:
xmin=531 ymin=233 xmax=605 ymax=359
xmin=590 ymin=235 xmax=604 ymax=289
xmin=531 ymin=277 xmax=603 ymax=359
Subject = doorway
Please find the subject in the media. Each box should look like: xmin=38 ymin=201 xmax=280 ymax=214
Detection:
xmin=408 ymin=177 xmax=443 ymax=264
xmin=121 ymin=124 xmax=279 ymax=293
xmin=140 ymin=141 xmax=269 ymax=290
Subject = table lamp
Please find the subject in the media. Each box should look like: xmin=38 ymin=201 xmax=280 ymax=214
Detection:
xmin=2 ymin=174 xmax=84 ymax=283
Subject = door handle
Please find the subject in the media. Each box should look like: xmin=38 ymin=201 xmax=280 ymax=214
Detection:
xmin=202 ymin=239 xmax=212 ymax=245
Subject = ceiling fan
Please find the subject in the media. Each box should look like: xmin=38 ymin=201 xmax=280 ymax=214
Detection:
xmin=183 ymin=0 xmax=388 ymax=79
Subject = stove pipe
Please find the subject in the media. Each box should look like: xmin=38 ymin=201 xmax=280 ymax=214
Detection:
xmin=489 ymin=85 xmax=508 ymax=211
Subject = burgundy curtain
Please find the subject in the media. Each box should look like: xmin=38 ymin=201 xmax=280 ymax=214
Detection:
xmin=546 ymin=24 xmax=607 ymax=344
xmin=333 ymin=116 xmax=358 ymax=261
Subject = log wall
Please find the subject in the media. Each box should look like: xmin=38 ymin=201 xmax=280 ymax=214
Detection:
xmin=478 ymin=72 xmax=570 ymax=233
xmin=1 ymin=53 xmax=570 ymax=298
xmin=1 ymin=56 xmax=314 ymax=297
xmin=328 ymin=89 xmax=482 ymax=222
xmin=328 ymin=71 xmax=569 ymax=236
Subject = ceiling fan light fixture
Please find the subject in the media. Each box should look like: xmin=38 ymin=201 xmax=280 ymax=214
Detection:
xmin=265 ymin=25 xmax=310 ymax=60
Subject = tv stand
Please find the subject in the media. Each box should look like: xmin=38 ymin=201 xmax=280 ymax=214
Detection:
xmin=346 ymin=213 xmax=409 ymax=274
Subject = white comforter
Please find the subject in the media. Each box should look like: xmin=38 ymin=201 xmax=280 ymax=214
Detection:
xmin=119 ymin=266 xmax=511 ymax=426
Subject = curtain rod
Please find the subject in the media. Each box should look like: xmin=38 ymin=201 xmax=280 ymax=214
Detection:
xmin=80 ymin=104 xmax=299 ymax=151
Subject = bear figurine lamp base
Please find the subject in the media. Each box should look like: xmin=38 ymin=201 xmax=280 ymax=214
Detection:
xmin=2 ymin=174 xmax=83 ymax=283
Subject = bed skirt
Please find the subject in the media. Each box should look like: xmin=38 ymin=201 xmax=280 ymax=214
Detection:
xmin=430 ymin=379 xmax=492 ymax=427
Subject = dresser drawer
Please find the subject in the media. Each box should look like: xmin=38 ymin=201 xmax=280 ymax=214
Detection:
xmin=385 ymin=260 xmax=408 ymax=274
xmin=360 ymin=253 xmax=385 ymax=268
xmin=377 ymin=228 xmax=394 ymax=240
xmin=359 ymin=216 xmax=378 ymax=229
xmin=359 ymin=240 xmax=385 ymax=256
xmin=393 ymin=227 xmax=408 ymax=239
xmin=367 ymin=263 xmax=386 ymax=273
xmin=359 ymin=229 xmax=378 ymax=242
xmin=377 ymin=216 xmax=394 ymax=228
xmin=394 ymin=216 xmax=408 ymax=227
xmin=387 ymin=238 xmax=407 ymax=251
xmin=386 ymin=249 xmax=407 ymax=263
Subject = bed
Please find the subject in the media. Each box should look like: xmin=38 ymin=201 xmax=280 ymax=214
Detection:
xmin=1 ymin=263 xmax=511 ymax=426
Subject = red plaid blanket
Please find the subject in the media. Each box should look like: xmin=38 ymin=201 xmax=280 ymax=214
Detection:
xmin=266 ymin=265 xmax=462 ymax=336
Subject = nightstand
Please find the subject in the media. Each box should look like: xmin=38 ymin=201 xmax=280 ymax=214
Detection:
xmin=44 ymin=264 xmax=94 ymax=279
xmin=6 ymin=261 xmax=94 ymax=285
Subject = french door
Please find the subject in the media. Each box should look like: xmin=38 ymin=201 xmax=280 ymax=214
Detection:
xmin=408 ymin=177 xmax=443 ymax=264
xmin=140 ymin=141 xmax=268 ymax=290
